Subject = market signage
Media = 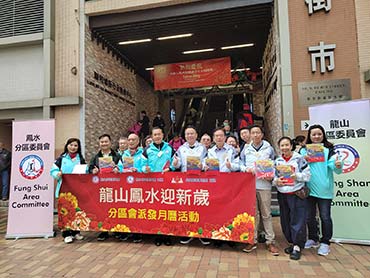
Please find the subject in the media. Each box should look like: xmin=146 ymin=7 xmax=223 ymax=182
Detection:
xmin=154 ymin=57 xmax=231 ymax=90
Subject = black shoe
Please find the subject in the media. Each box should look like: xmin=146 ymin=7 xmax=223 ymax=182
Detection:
xmin=214 ymin=240 xmax=223 ymax=248
xmin=284 ymin=245 xmax=293 ymax=254
xmin=97 ymin=232 xmax=108 ymax=241
xmin=154 ymin=237 xmax=162 ymax=246
xmin=290 ymin=250 xmax=301 ymax=260
xmin=119 ymin=233 xmax=129 ymax=241
xmin=164 ymin=237 xmax=172 ymax=246
xmin=132 ymin=234 xmax=142 ymax=243
xmin=227 ymin=241 xmax=236 ymax=248
xmin=258 ymin=233 xmax=266 ymax=243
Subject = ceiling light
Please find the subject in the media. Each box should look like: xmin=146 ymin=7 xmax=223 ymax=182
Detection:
xmin=145 ymin=67 xmax=154 ymax=71
xmin=260 ymin=66 xmax=263 ymax=69
xmin=118 ymin=38 xmax=152 ymax=45
xmin=157 ymin=33 xmax=193 ymax=40
xmin=231 ymin=68 xmax=250 ymax=72
xmin=221 ymin=43 xmax=254 ymax=50
xmin=182 ymin=48 xmax=215 ymax=54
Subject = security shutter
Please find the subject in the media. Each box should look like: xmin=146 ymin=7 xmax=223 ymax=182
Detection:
xmin=0 ymin=0 xmax=44 ymax=39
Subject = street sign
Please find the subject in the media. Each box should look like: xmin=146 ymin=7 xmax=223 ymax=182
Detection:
xmin=301 ymin=120 xmax=310 ymax=130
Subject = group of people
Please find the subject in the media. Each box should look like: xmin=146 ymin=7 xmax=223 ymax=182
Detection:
xmin=128 ymin=110 xmax=166 ymax=142
xmin=51 ymin=123 xmax=342 ymax=261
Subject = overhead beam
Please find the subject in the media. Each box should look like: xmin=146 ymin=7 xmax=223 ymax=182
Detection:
xmin=90 ymin=0 xmax=273 ymax=29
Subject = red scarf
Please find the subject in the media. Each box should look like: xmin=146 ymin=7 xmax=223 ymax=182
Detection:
xmin=69 ymin=152 xmax=77 ymax=159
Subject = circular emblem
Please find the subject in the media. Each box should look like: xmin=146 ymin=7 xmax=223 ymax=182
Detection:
xmin=92 ymin=176 xmax=100 ymax=184
xmin=334 ymin=144 xmax=360 ymax=173
xmin=126 ymin=175 xmax=134 ymax=184
xmin=19 ymin=155 xmax=44 ymax=180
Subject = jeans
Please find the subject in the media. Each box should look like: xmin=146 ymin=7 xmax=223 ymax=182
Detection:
xmin=306 ymin=196 xmax=333 ymax=245
xmin=278 ymin=192 xmax=307 ymax=249
xmin=1 ymin=169 xmax=9 ymax=199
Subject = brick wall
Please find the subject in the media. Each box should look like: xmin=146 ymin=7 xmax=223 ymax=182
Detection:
xmin=85 ymin=27 xmax=158 ymax=160
xmin=262 ymin=15 xmax=281 ymax=150
xmin=288 ymin=0 xmax=361 ymax=135
xmin=355 ymin=0 xmax=370 ymax=99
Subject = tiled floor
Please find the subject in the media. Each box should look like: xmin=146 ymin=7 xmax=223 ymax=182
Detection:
xmin=0 ymin=207 xmax=369 ymax=277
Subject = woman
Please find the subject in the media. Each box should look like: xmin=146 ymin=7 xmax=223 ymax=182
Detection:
xmin=50 ymin=138 xmax=86 ymax=244
xmin=226 ymin=135 xmax=240 ymax=156
xmin=144 ymin=135 xmax=153 ymax=148
xmin=273 ymin=137 xmax=310 ymax=260
xmin=300 ymin=125 xmax=342 ymax=256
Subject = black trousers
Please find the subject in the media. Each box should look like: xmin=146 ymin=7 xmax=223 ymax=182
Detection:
xmin=277 ymin=192 xmax=307 ymax=249
xmin=62 ymin=230 xmax=80 ymax=238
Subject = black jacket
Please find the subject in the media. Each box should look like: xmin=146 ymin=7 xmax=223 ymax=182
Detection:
xmin=0 ymin=148 xmax=11 ymax=172
xmin=88 ymin=149 xmax=120 ymax=173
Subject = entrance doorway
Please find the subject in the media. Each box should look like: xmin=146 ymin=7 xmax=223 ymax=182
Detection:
xmin=89 ymin=0 xmax=273 ymax=137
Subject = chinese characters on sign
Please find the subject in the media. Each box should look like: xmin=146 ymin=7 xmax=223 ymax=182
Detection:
xmin=107 ymin=208 xmax=200 ymax=223
xmin=308 ymin=41 xmax=336 ymax=73
xmin=99 ymin=187 xmax=210 ymax=206
xmin=325 ymin=119 xmax=367 ymax=140
xmin=14 ymin=134 xmax=51 ymax=152
xmin=298 ymin=79 xmax=351 ymax=106
xmin=305 ymin=0 xmax=331 ymax=15
xmin=305 ymin=0 xmax=335 ymax=74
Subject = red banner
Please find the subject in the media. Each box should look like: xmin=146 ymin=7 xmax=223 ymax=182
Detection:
xmin=58 ymin=172 xmax=255 ymax=243
xmin=154 ymin=57 xmax=231 ymax=91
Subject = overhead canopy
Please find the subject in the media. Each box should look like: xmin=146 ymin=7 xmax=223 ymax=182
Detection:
xmin=89 ymin=0 xmax=273 ymax=83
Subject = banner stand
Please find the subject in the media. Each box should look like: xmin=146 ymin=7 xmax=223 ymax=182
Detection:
xmin=5 ymin=232 xmax=55 ymax=240
xmin=309 ymin=99 xmax=370 ymax=245
xmin=6 ymin=120 xmax=55 ymax=239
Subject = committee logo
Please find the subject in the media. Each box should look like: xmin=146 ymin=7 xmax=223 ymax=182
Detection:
xmin=334 ymin=144 xmax=360 ymax=173
xmin=19 ymin=155 xmax=44 ymax=180
xmin=92 ymin=176 xmax=100 ymax=184
xmin=126 ymin=176 xmax=134 ymax=184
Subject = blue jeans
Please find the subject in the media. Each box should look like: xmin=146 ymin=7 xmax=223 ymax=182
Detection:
xmin=278 ymin=192 xmax=307 ymax=249
xmin=1 ymin=169 xmax=9 ymax=199
xmin=306 ymin=196 xmax=333 ymax=245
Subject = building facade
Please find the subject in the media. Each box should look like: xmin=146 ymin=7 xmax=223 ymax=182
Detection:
xmin=0 ymin=0 xmax=369 ymax=157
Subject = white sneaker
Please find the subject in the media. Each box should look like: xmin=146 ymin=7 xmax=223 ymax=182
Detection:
xmin=199 ymin=238 xmax=211 ymax=245
xmin=74 ymin=233 xmax=84 ymax=241
xmin=304 ymin=239 xmax=320 ymax=249
xmin=180 ymin=237 xmax=194 ymax=244
xmin=318 ymin=243 xmax=330 ymax=256
xmin=64 ymin=236 xmax=74 ymax=244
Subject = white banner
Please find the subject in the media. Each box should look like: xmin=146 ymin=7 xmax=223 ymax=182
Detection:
xmin=6 ymin=120 xmax=55 ymax=239
xmin=309 ymin=99 xmax=370 ymax=244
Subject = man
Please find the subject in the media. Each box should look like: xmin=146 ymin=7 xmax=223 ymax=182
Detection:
xmin=172 ymin=126 xmax=210 ymax=245
xmin=239 ymin=127 xmax=251 ymax=153
xmin=207 ymin=128 xmax=239 ymax=173
xmin=117 ymin=137 xmax=128 ymax=156
xmin=223 ymin=120 xmax=232 ymax=137
xmin=200 ymin=133 xmax=212 ymax=150
xmin=140 ymin=110 xmax=150 ymax=140
xmin=206 ymin=128 xmax=239 ymax=247
xmin=0 ymin=142 xmax=11 ymax=201
xmin=239 ymin=125 xmax=279 ymax=256
xmin=152 ymin=112 xmax=165 ymax=132
xmin=118 ymin=133 xmax=144 ymax=243
xmin=142 ymin=127 xmax=175 ymax=246
xmin=88 ymin=134 xmax=121 ymax=241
